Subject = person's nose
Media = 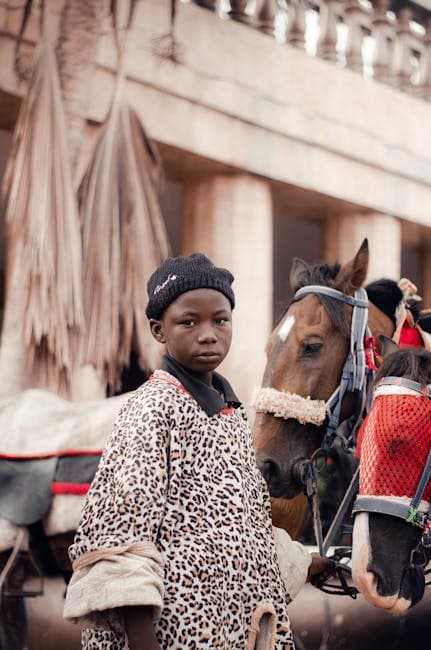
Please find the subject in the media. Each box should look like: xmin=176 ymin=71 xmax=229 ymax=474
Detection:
xmin=198 ymin=323 xmax=217 ymax=343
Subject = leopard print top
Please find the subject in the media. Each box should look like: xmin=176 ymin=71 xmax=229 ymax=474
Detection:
xmin=68 ymin=370 xmax=294 ymax=649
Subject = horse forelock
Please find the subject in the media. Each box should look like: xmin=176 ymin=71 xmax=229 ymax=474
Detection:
xmin=288 ymin=262 xmax=350 ymax=338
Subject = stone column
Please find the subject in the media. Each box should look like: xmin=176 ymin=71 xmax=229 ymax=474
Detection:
xmin=323 ymin=212 xmax=401 ymax=282
xmin=182 ymin=174 xmax=273 ymax=408
xmin=420 ymin=245 xmax=431 ymax=308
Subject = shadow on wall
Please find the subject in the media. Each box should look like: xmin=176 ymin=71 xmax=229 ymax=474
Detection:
xmin=273 ymin=214 xmax=321 ymax=325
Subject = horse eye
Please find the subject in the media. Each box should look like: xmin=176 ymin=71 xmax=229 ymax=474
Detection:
xmin=301 ymin=342 xmax=323 ymax=358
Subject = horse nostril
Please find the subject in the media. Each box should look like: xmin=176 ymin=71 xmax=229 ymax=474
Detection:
xmin=259 ymin=459 xmax=281 ymax=485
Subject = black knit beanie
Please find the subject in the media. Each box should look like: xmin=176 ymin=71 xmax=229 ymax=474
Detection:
xmin=146 ymin=253 xmax=235 ymax=320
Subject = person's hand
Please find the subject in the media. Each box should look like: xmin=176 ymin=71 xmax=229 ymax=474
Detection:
xmin=307 ymin=552 xmax=337 ymax=586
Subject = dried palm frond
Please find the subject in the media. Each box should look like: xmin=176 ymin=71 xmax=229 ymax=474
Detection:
xmin=79 ymin=79 xmax=170 ymax=393
xmin=2 ymin=40 xmax=84 ymax=396
xmin=151 ymin=0 xmax=182 ymax=63
xmin=56 ymin=0 xmax=106 ymax=174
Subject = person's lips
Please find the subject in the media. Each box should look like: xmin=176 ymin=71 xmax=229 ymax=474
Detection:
xmin=195 ymin=351 xmax=220 ymax=360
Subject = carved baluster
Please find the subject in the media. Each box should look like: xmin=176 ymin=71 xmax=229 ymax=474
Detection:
xmin=343 ymin=0 xmax=370 ymax=72
xmin=286 ymin=0 xmax=307 ymax=49
xmin=229 ymin=0 xmax=249 ymax=24
xmin=256 ymin=0 xmax=276 ymax=36
xmin=370 ymin=0 xmax=394 ymax=84
xmin=418 ymin=18 xmax=431 ymax=101
xmin=194 ymin=0 xmax=217 ymax=10
xmin=316 ymin=0 xmax=339 ymax=62
xmin=392 ymin=8 xmax=419 ymax=93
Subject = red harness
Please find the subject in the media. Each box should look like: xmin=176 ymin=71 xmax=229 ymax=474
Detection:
xmin=357 ymin=392 xmax=431 ymax=503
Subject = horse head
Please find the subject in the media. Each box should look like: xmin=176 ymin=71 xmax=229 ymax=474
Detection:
xmin=352 ymin=338 xmax=431 ymax=612
xmin=253 ymin=239 xmax=397 ymax=502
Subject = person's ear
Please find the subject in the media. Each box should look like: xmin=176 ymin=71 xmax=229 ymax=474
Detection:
xmin=150 ymin=319 xmax=166 ymax=343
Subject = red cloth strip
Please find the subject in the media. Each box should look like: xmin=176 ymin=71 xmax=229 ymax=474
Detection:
xmin=52 ymin=482 xmax=91 ymax=495
xmin=0 ymin=449 xmax=102 ymax=460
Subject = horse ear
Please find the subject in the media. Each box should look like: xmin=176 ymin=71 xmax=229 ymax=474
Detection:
xmin=379 ymin=334 xmax=399 ymax=358
xmin=290 ymin=258 xmax=309 ymax=293
xmin=334 ymin=238 xmax=369 ymax=295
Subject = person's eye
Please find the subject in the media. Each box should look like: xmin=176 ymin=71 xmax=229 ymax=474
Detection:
xmin=215 ymin=317 xmax=228 ymax=325
xmin=181 ymin=320 xmax=195 ymax=327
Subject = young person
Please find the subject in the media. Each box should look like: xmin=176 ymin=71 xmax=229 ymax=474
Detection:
xmin=64 ymin=253 xmax=322 ymax=649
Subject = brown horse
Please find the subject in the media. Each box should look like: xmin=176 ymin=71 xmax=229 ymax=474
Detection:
xmin=352 ymin=339 xmax=431 ymax=611
xmin=252 ymin=240 xmax=400 ymax=536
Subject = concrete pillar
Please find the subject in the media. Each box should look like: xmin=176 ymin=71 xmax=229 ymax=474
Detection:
xmin=182 ymin=174 xmax=273 ymax=408
xmin=420 ymin=245 xmax=431 ymax=308
xmin=323 ymin=212 xmax=401 ymax=282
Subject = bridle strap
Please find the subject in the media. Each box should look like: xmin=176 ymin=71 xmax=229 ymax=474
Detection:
xmin=293 ymin=285 xmax=369 ymax=309
xmin=352 ymin=497 xmax=430 ymax=526
xmin=376 ymin=377 xmax=431 ymax=398
xmin=293 ymin=286 xmax=372 ymax=451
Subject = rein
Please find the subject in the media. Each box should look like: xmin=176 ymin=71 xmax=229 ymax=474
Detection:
xmin=352 ymin=376 xmax=431 ymax=570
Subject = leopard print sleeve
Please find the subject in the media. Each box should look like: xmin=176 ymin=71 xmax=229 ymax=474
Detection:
xmin=69 ymin=381 xmax=174 ymax=559
xmin=64 ymin=382 xmax=176 ymax=626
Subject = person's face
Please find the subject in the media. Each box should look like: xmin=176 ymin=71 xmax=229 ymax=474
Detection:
xmin=150 ymin=289 xmax=233 ymax=385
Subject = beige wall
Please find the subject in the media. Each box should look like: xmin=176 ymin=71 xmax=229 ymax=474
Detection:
xmin=1 ymin=1 xmax=431 ymax=229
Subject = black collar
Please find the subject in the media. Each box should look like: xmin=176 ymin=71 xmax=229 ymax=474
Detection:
xmin=160 ymin=355 xmax=241 ymax=417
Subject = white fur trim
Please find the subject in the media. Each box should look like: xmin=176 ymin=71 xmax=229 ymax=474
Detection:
xmin=251 ymin=387 xmax=327 ymax=425
xmin=273 ymin=527 xmax=311 ymax=599
xmin=63 ymin=543 xmax=165 ymax=621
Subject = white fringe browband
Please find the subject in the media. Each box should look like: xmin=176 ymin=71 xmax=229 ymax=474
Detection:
xmin=251 ymin=388 xmax=327 ymax=425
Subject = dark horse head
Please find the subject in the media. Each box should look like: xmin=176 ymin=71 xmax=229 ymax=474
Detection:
xmin=352 ymin=339 xmax=431 ymax=611
xmin=252 ymin=240 xmax=399 ymax=502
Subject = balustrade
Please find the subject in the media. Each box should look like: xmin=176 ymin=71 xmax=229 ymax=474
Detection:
xmin=5 ymin=0 xmax=431 ymax=101
xmin=256 ymin=0 xmax=277 ymax=35
xmin=391 ymin=7 xmax=423 ymax=91
xmin=286 ymin=0 xmax=307 ymax=49
xmin=316 ymin=0 xmax=339 ymax=62
xmin=418 ymin=17 xmax=431 ymax=98
xmin=343 ymin=0 xmax=370 ymax=72
xmin=189 ymin=0 xmax=431 ymax=100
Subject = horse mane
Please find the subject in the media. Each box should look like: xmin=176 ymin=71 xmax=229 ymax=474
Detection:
xmin=365 ymin=279 xmax=403 ymax=327
xmin=374 ymin=347 xmax=431 ymax=388
xmin=292 ymin=262 xmax=350 ymax=337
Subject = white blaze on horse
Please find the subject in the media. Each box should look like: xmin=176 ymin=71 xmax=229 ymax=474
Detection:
xmin=351 ymin=338 xmax=431 ymax=612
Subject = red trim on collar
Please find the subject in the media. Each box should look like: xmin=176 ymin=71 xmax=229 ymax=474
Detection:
xmin=150 ymin=373 xmax=191 ymax=396
xmin=220 ymin=406 xmax=234 ymax=415
xmin=150 ymin=373 xmax=234 ymax=415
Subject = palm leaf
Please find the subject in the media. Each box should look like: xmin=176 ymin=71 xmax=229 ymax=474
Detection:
xmin=79 ymin=79 xmax=170 ymax=393
xmin=1 ymin=41 xmax=84 ymax=395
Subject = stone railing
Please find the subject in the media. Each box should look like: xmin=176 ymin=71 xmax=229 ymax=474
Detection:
xmin=192 ymin=0 xmax=431 ymax=100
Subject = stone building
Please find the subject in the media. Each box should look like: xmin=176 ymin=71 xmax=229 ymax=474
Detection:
xmin=1 ymin=0 xmax=431 ymax=404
